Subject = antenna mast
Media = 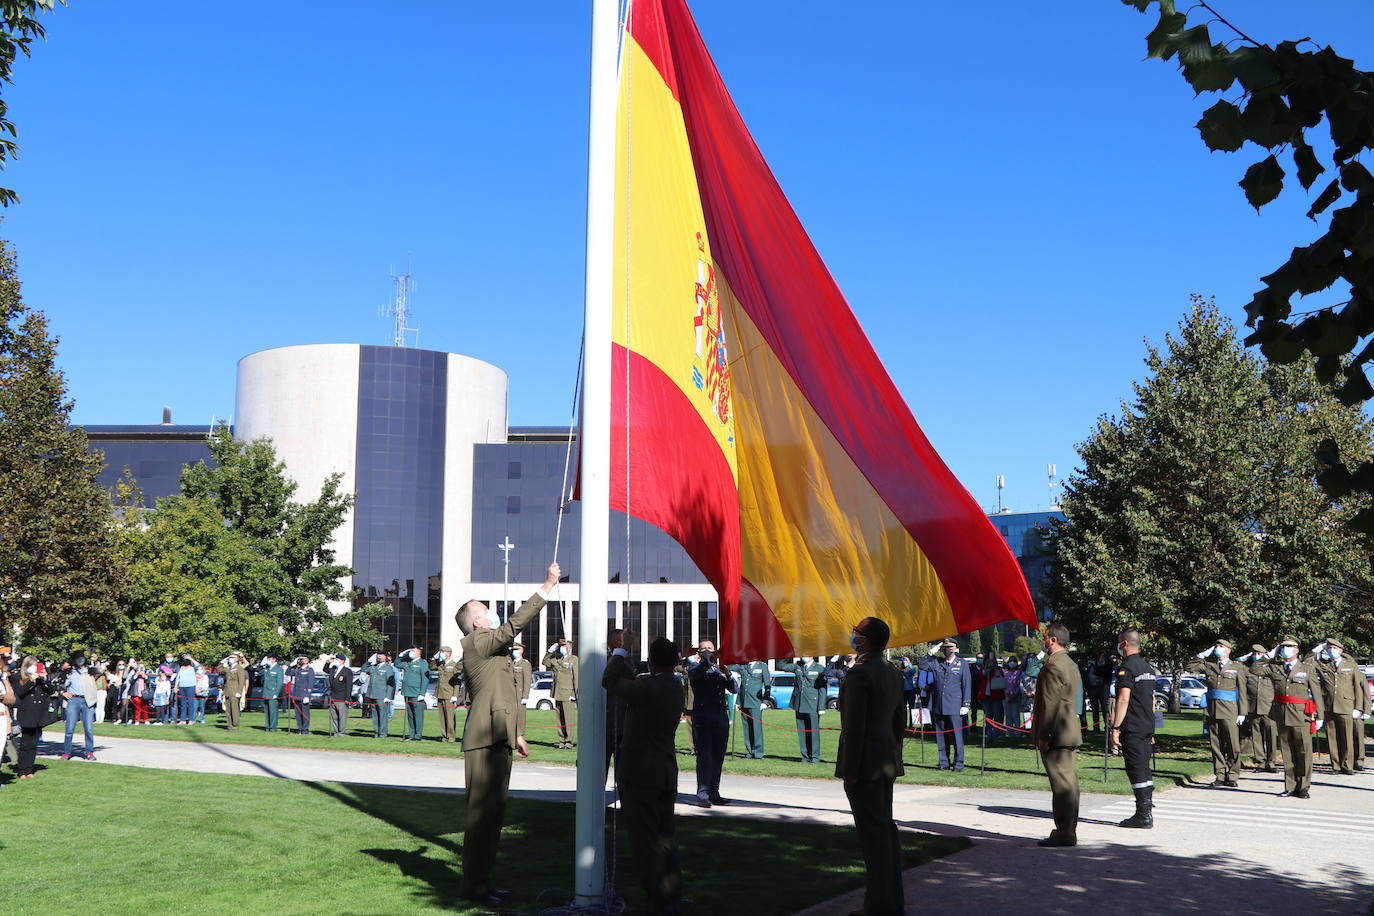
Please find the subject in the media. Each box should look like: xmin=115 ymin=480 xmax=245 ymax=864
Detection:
xmin=387 ymin=270 xmax=418 ymax=347
xmin=1048 ymin=463 xmax=1059 ymax=510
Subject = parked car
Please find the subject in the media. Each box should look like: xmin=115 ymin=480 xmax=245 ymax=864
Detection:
xmin=1154 ymin=675 xmax=1207 ymax=709
xmin=523 ymin=670 xmax=555 ymax=710
xmin=759 ymin=671 xmax=840 ymax=710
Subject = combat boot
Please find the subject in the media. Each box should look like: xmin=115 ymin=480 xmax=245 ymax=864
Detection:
xmin=1118 ymin=787 xmax=1153 ymax=828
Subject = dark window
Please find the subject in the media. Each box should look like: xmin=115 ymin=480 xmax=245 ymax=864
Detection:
xmin=507 ymin=496 xmax=521 ymax=514
xmin=672 ymin=601 xmax=693 ymax=650
xmin=507 ymin=461 xmax=521 ymax=479
xmin=647 ymin=601 xmax=667 ymax=642
xmin=698 ymin=601 xmax=718 ymax=648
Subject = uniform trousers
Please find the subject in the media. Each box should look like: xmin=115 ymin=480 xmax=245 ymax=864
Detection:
xmin=1277 ymin=722 xmax=1313 ymax=793
xmin=844 ymin=777 xmax=903 ymax=916
xmin=1040 ymin=746 xmax=1080 ymax=840
xmin=740 ymin=705 xmax=765 ymax=758
xmin=264 ymin=698 xmax=280 ymax=732
xmin=556 ymin=699 xmax=577 ymax=746
xmin=1243 ymin=715 xmax=1274 ymax=767
xmin=224 ymin=694 xmax=241 ymax=728
xmin=463 ymin=744 xmax=514 ymax=898
xmin=693 ymin=717 xmax=728 ymax=796
xmin=1208 ymin=715 xmax=1241 ymax=780
xmin=294 ymin=698 xmax=311 ymax=734
xmin=1356 ymin=717 xmax=1367 ymax=767
xmin=404 ymin=697 xmax=425 ymax=740
xmin=372 ymin=700 xmax=392 ymax=737
xmin=329 ymin=700 xmax=348 ymax=736
xmin=1120 ymin=730 xmax=1154 ymax=788
xmin=933 ymin=712 xmax=965 ymax=769
xmin=795 ymin=710 xmax=821 ymax=763
xmin=619 ymin=775 xmax=682 ymax=914
xmin=439 ymin=698 xmax=458 ymax=742
xmin=1328 ymin=713 xmax=1355 ymax=772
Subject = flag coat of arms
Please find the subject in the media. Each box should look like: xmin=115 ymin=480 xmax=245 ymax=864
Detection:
xmin=605 ymin=0 xmax=1036 ymax=662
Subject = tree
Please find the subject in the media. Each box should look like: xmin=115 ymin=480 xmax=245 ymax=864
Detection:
xmin=1123 ymin=1 xmax=1374 ymax=532
xmin=0 ymin=2 xmax=64 ymax=206
xmin=1044 ymin=298 xmax=1373 ymax=698
xmin=0 ymin=240 xmax=123 ymax=654
xmin=116 ymin=426 xmax=387 ymax=661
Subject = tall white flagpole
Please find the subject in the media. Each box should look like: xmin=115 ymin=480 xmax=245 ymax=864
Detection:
xmin=575 ymin=0 xmax=619 ymax=905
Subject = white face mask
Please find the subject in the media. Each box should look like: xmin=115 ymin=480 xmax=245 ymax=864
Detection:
xmin=1281 ymin=646 xmax=1297 ymax=660
xmin=26 ymin=665 xmax=37 ymax=676
xmin=801 ymin=657 xmax=813 ymax=666
xmin=1330 ymin=648 xmax=1342 ymax=661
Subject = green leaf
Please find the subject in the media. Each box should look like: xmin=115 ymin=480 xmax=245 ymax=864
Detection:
xmin=1173 ymin=25 xmax=1214 ymax=66
xmin=1340 ymin=161 xmax=1374 ymax=196
xmin=1335 ymin=368 xmax=1374 ymax=405
xmin=1182 ymin=47 xmax=1236 ymax=94
xmin=1292 ymin=142 xmax=1325 ymax=190
xmin=1228 ymin=45 xmax=1281 ymax=93
xmin=1307 ymin=178 xmax=1342 ymax=220
xmin=1241 ymin=93 xmax=1300 ymax=148
xmin=1197 ymin=100 xmax=1245 ymax=152
xmin=1240 ymin=154 xmax=1285 ymax=210
xmin=1145 ymin=9 xmax=1187 ymax=60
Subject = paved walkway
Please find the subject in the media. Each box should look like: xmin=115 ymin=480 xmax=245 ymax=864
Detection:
xmin=32 ymin=734 xmax=1374 ymax=914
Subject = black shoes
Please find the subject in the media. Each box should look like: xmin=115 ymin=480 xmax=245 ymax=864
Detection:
xmin=1119 ymin=787 xmax=1153 ymax=828
xmin=1293 ymin=788 xmax=1310 ymax=799
xmin=1037 ymin=834 xmax=1077 ymax=847
xmin=709 ymin=794 xmax=731 ymax=806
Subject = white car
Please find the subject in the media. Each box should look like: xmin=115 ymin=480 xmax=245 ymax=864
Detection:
xmin=523 ymin=671 xmax=555 ymax=710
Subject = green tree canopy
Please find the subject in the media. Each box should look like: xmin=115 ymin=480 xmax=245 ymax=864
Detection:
xmin=1044 ymin=298 xmax=1374 ymax=676
xmin=1123 ymin=0 xmax=1374 ymax=531
xmin=114 ymin=427 xmax=386 ymax=662
xmin=0 ymin=240 xmax=122 ymax=655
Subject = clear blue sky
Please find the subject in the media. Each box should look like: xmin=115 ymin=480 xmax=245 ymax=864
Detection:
xmin=6 ymin=1 xmax=1371 ymax=513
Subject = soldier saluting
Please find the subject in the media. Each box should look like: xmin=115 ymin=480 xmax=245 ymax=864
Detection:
xmin=729 ymin=657 xmax=772 ymax=759
xmin=1314 ymin=637 xmax=1363 ymax=776
xmin=1266 ymin=634 xmax=1324 ymax=798
xmin=1186 ymin=639 xmax=1250 ymax=787
xmin=1241 ymin=643 xmax=1277 ymax=772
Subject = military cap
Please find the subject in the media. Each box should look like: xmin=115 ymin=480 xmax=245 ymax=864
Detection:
xmin=439 ymin=645 xmax=453 ymax=653
xmin=1279 ymin=635 xmax=1300 ymax=647
xmin=511 ymin=643 xmax=524 ymax=650
xmin=1325 ymin=636 xmax=1345 ymax=650
xmin=1250 ymin=643 xmax=1267 ymax=654
xmin=1214 ymin=638 xmax=1234 ymax=650
xmin=939 ymin=638 xmax=957 ymax=649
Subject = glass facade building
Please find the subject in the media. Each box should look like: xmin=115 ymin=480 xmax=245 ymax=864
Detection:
xmin=350 ymin=346 xmax=449 ymax=656
xmin=987 ymin=509 xmax=1063 ymax=622
xmin=83 ymin=425 xmax=216 ymax=503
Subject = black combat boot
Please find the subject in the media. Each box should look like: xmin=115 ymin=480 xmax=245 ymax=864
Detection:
xmin=1118 ymin=786 xmax=1154 ymax=828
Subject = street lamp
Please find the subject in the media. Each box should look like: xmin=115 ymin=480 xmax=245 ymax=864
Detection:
xmin=498 ymin=537 xmax=515 ymax=624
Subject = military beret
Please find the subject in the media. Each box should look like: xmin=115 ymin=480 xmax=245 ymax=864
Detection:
xmin=1325 ymin=637 xmax=1345 ymax=650
xmin=439 ymin=646 xmax=453 ymax=653
xmin=1250 ymin=643 xmax=1267 ymax=654
xmin=1279 ymin=635 xmax=1299 ymax=647
xmin=1215 ymin=638 xmax=1234 ymax=650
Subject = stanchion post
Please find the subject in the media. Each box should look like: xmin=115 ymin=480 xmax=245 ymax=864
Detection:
xmin=980 ymin=718 xmax=987 ymax=776
xmin=1102 ymin=721 xmax=1110 ymax=783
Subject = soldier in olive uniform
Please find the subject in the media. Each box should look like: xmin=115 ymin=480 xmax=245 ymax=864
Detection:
xmin=1355 ymin=666 xmax=1371 ymax=771
xmin=512 ymin=643 xmax=533 ymax=737
xmin=395 ymin=647 xmax=430 ymax=741
xmin=260 ymin=653 xmax=285 ymax=732
xmin=433 ymin=646 xmax=462 ymax=743
xmin=1241 ymin=643 xmax=1277 ymax=771
xmin=1186 ymin=638 xmax=1250 ymax=787
xmin=782 ymin=656 xmax=826 ymax=763
xmin=458 ymin=563 xmax=558 ymax=904
xmin=1266 ymin=634 xmax=1325 ymax=798
xmin=1032 ymin=621 xmax=1082 ymax=847
xmin=730 ymin=658 xmax=772 ymax=758
xmin=217 ymin=653 xmax=248 ymax=730
xmin=543 ymin=640 xmax=579 ymax=748
xmin=1316 ymin=637 xmax=1365 ymax=775
xmin=362 ymin=654 xmax=397 ymax=738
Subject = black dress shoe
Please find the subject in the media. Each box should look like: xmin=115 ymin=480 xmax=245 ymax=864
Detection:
xmin=1294 ymin=788 xmax=1310 ymax=799
xmin=709 ymin=794 xmax=731 ymax=806
xmin=1037 ymin=835 xmax=1077 ymax=847
xmin=1224 ymin=779 xmax=1239 ymax=787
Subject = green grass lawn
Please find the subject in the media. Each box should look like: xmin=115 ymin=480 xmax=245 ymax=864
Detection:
xmin=45 ymin=705 xmax=1227 ymax=794
xmin=0 ymin=761 xmax=967 ymax=914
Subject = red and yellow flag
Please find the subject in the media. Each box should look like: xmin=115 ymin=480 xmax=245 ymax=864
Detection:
xmin=608 ymin=0 xmax=1036 ymax=662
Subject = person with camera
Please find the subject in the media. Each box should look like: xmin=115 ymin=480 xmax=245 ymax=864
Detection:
xmin=687 ymin=638 xmax=736 ymax=807
xmin=60 ymin=653 xmax=99 ymax=760
xmin=13 ymin=657 xmax=54 ymax=777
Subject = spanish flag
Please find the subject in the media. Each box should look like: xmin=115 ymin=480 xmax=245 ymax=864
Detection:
xmin=610 ymin=0 xmax=1036 ymax=662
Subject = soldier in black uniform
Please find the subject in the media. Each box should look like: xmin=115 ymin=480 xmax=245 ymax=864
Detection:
xmin=1110 ymin=627 xmax=1158 ymax=828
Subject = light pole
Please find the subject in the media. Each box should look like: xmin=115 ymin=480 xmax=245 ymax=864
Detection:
xmin=498 ymin=537 xmax=515 ymax=623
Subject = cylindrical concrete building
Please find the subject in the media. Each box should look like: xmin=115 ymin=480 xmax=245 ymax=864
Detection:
xmin=236 ymin=344 xmax=508 ymax=654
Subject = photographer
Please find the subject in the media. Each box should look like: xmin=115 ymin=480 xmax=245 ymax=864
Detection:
xmin=686 ymin=639 xmax=736 ymax=807
xmin=12 ymin=657 xmax=54 ymax=778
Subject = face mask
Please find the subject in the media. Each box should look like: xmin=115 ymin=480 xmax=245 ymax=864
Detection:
xmin=26 ymin=665 xmax=37 ymax=676
xmin=976 ymin=656 xmax=985 ymax=664
xmin=1216 ymin=648 xmax=1229 ymax=661
xmin=802 ymin=657 xmax=814 ymax=666
xmin=1330 ymin=648 xmax=1342 ymax=661
xmin=849 ymin=634 xmax=862 ymax=650
xmin=512 ymin=651 xmax=522 ymax=660
xmin=1281 ymin=647 xmax=1297 ymax=660
xmin=1008 ymin=661 xmax=1018 ymax=669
